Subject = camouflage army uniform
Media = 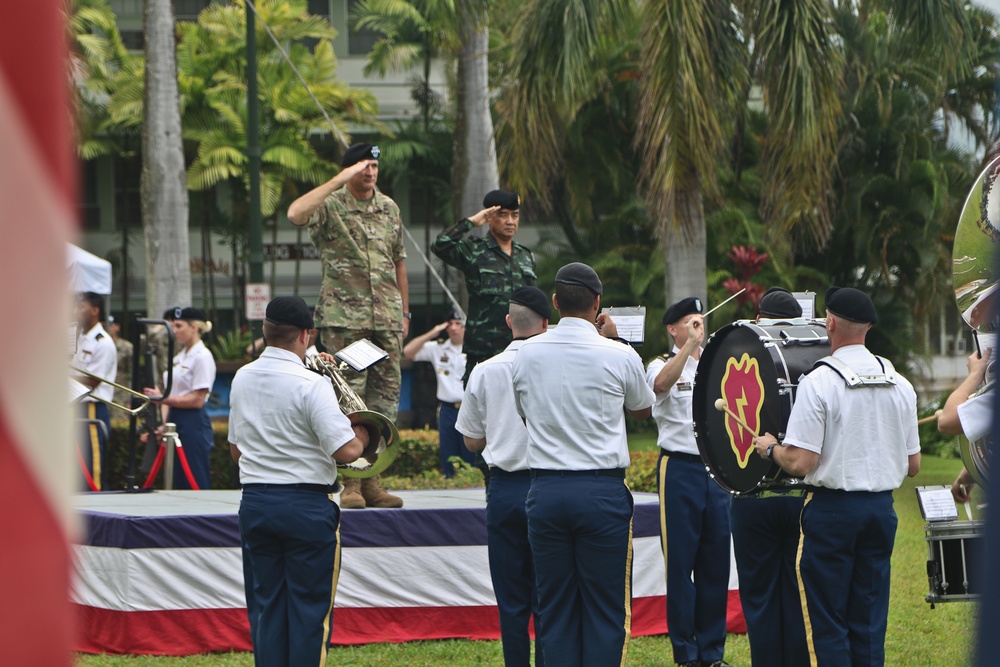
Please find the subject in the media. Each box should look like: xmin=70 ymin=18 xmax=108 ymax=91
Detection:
xmin=113 ymin=337 xmax=134 ymax=408
xmin=431 ymin=218 xmax=536 ymax=382
xmin=308 ymin=186 xmax=405 ymax=420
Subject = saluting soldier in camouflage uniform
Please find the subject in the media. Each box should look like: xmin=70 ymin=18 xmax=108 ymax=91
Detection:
xmin=288 ymin=143 xmax=408 ymax=509
xmin=431 ymin=190 xmax=536 ymax=383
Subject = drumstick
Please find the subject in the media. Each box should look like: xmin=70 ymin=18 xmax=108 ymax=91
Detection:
xmin=917 ymin=409 xmax=942 ymax=425
xmin=714 ymin=398 xmax=758 ymax=436
xmin=703 ymin=288 xmax=746 ymax=318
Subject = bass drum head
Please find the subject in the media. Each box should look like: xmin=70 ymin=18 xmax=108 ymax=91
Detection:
xmin=693 ymin=322 xmax=786 ymax=493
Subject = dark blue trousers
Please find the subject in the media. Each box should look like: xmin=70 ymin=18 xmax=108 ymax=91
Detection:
xmin=438 ymin=402 xmax=474 ymax=477
xmin=487 ymin=470 xmax=544 ymax=667
xmin=798 ymin=489 xmax=897 ymax=667
xmin=169 ymin=407 xmax=212 ymax=489
xmin=239 ymin=486 xmax=341 ymax=667
xmin=657 ymin=452 xmax=732 ymax=664
xmin=526 ymin=472 xmax=633 ymax=667
xmin=731 ymin=491 xmax=808 ymax=667
xmin=79 ymin=402 xmax=110 ymax=491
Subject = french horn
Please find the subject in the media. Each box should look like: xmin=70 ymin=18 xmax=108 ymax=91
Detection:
xmin=305 ymin=354 xmax=399 ymax=478
xmin=952 ymin=155 xmax=999 ymax=488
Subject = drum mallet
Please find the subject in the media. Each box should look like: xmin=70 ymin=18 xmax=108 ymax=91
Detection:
xmin=917 ymin=409 xmax=943 ymax=425
xmin=714 ymin=398 xmax=759 ymax=436
xmin=703 ymin=288 xmax=746 ymax=318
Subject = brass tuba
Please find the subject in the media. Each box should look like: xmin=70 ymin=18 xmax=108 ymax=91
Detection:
xmin=305 ymin=354 xmax=399 ymax=478
xmin=952 ymin=155 xmax=999 ymax=488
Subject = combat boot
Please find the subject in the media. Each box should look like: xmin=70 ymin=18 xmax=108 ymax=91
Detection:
xmin=361 ymin=474 xmax=403 ymax=508
xmin=339 ymin=477 xmax=365 ymax=509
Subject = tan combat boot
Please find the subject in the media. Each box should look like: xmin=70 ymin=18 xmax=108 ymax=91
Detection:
xmin=361 ymin=474 xmax=403 ymax=508
xmin=339 ymin=477 xmax=366 ymax=509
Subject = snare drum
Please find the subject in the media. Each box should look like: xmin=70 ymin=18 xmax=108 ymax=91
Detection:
xmin=692 ymin=319 xmax=829 ymax=493
xmin=925 ymin=520 xmax=984 ymax=604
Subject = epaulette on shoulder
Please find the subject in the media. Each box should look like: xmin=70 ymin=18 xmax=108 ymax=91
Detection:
xmin=657 ymin=351 xmax=676 ymax=363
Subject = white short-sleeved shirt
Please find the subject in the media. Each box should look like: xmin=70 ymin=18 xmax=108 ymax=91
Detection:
xmin=511 ymin=317 xmax=655 ymax=470
xmin=164 ymin=339 xmax=217 ymax=398
xmin=456 ymin=340 xmax=529 ymax=471
xmin=646 ymin=346 xmax=701 ymax=456
xmin=783 ymin=345 xmax=920 ymax=492
xmin=958 ymin=389 xmax=993 ymax=442
xmin=229 ymin=346 xmax=356 ymax=486
xmin=414 ymin=339 xmax=466 ymax=403
xmin=73 ymin=323 xmax=117 ymax=403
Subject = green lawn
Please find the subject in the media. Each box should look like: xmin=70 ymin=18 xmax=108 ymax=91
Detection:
xmin=77 ymin=456 xmax=979 ymax=666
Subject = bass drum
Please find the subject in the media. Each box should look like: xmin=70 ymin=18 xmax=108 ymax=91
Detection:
xmin=692 ymin=320 xmax=829 ymax=494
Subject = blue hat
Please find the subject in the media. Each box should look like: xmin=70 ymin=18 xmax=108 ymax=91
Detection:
xmin=555 ymin=262 xmax=603 ymax=296
xmin=510 ymin=286 xmax=551 ymax=319
xmin=663 ymin=297 xmax=703 ymax=325
xmin=341 ymin=143 xmax=380 ymax=168
xmin=266 ymin=296 xmax=315 ymax=330
xmin=825 ymin=286 xmax=877 ymax=325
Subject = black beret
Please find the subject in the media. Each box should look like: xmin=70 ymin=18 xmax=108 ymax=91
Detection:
xmin=555 ymin=262 xmax=603 ymax=296
xmin=825 ymin=286 xmax=877 ymax=325
xmin=483 ymin=189 xmax=519 ymax=210
xmin=446 ymin=310 xmax=465 ymax=322
xmin=265 ymin=296 xmax=315 ymax=330
xmin=163 ymin=307 xmax=180 ymax=320
xmin=174 ymin=306 xmax=207 ymax=322
xmin=341 ymin=143 xmax=380 ymax=168
xmin=662 ymin=297 xmax=704 ymax=325
xmin=758 ymin=287 xmax=802 ymax=319
xmin=510 ymin=286 xmax=551 ymax=319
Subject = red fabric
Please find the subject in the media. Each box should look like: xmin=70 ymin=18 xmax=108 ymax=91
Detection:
xmin=0 ymin=1 xmax=75 ymax=205
xmin=0 ymin=415 xmax=73 ymax=666
xmin=75 ymin=594 xmax=746 ymax=655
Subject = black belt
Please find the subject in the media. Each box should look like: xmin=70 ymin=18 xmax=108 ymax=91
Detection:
xmin=242 ymin=482 xmax=335 ymax=494
xmin=530 ymin=468 xmax=626 ymax=479
xmin=802 ymin=486 xmax=893 ymax=497
xmin=660 ymin=450 xmax=702 ymax=464
xmin=440 ymin=400 xmax=462 ymax=409
xmin=735 ymin=487 xmax=808 ymax=499
xmin=490 ymin=467 xmax=531 ymax=477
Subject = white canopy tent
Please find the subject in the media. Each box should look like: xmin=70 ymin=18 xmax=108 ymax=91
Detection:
xmin=67 ymin=243 xmax=112 ymax=295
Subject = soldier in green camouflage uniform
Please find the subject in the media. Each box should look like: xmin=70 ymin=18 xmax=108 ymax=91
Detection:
xmin=431 ymin=189 xmax=536 ymax=383
xmin=108 ymin=317 xmax=134 ymax=409
xmin=288 ymin=143 xmax=408 ymax=509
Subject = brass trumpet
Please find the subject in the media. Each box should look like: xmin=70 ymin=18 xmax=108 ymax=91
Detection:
xmin=71 ymin=365 xmax=152 ymax=416
xmin=305 ymin=354 xmax=399 ymax=478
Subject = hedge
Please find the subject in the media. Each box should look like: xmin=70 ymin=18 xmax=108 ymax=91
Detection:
xmin=102 ymin=421 xmax=661 ymax=493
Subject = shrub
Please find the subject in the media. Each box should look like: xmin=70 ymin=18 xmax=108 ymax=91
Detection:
xmin=627 ymin=451 xmax=659 ymax=493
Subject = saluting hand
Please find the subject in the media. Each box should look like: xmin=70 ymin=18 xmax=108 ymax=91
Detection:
xmin=468 ymin=206 xmax=501 ymax=227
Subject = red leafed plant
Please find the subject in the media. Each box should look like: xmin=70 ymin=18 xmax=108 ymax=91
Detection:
xmin=723 ymin=246 xmax=769 ymax=310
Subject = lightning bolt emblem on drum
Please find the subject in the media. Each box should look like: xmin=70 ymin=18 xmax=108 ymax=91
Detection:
xmin=720 ymin=353 xmax=765 ymax=468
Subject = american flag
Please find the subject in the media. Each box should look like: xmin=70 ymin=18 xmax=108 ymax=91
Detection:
xmin=0 ymin=2 xmax=76 ymax=664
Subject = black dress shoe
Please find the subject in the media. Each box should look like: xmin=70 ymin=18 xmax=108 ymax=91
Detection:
xmin=678 ymin=662 xmax=700 ymax=667
xmin=703 ymin=661 xmax=737 ymax=667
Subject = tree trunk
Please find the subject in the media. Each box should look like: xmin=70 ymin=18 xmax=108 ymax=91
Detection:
xmin=141 ymin=0 xmax=191 ymax=318
xmin=452 ymin=10 xmax=498 ymax=221
xmin=661 ymin=191 xmax=708 ymax=309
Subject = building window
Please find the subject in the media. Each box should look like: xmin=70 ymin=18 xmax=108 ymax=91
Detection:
xmin=174 ymin=0 xmax=212 ymax=21
xmin=115 ymin=152 xmax=142 ymax=230
xmin=347 ymin=0 xmax=380 ymax=55
xmin=307 ymin=0 xmax=330 ymax=21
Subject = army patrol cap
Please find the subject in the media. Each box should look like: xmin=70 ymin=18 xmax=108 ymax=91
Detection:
xmin=555 ymin=262 xmax=603 ymax=296
xmin=662 ymin=297 xmax=704 ymax=325
xmin=510 ymin=286 xmax=551 ymax=319
xmin=341 ymin=143 xmax=380 ymax=168
xmin=825 ymin=286 xmax=877 ymax=325
xmin=266 ymin=296 xmax=315 ymax=330
xmin=758 ymin=287 xmax=802 ymax=319
xmin=483 ymin=189 xmax=519 ymax=210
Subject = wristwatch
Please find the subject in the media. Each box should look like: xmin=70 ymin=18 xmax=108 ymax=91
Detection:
xmin=402 ymin=312 xmax=412 ymax=320
xmin=766 ymin=444 xmax=776 ymax=460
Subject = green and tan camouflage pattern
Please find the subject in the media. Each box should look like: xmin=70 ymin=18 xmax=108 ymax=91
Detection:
xmin=308 ymin=187 xmax=406 ymax=332
xmin=319 ymin=327 xmax=403 ymax=422
xmin=431 ymin=218 xmax=537 ymax=361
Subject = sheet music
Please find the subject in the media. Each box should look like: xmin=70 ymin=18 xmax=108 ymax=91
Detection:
xmin=601 ymin=306 xmax=646 ymax=345
xmin=915 ymin=486 xmax=959 ymax=522
xmin=793 ymin=292 xmax=816 ymax=319
xmin=335 ymin=339 xmax=389 ymax=372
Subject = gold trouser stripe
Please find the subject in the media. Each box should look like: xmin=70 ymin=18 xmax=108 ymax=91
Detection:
xmin=657 ymin=454 xmax=669 ymax=582
xmin=620 ymin=478 xmax=634 ymax=667
xmin=87 ymin=403 xmax=101 ymax=491
xmin=318 ymin=517 xmax=342 ymax=667
xmin=796 ymin=492 xmax=817 ymax=667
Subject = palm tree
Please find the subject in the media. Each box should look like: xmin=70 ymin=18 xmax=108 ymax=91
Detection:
xmin=142 ymin=0 xmax=192 ymax=318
